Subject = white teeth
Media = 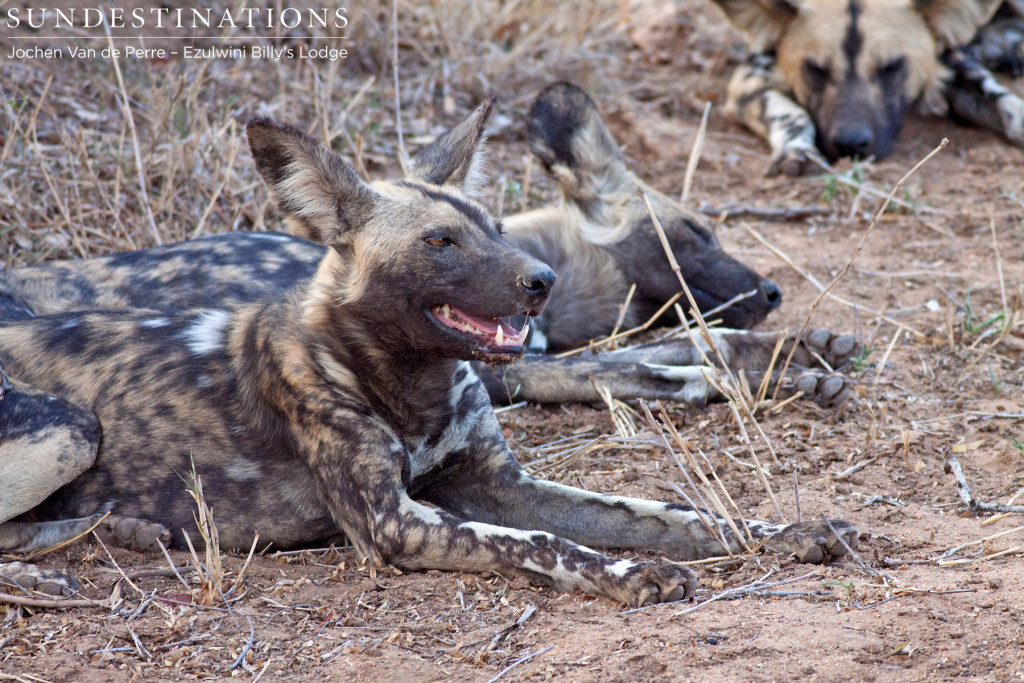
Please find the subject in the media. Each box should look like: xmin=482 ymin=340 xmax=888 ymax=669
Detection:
xmin=441 ymin=304 xmax=451 ymax=319
xmin=521 ymin=321 xmax=530 ymax=339
xmin=495 ymin=326 xmax=504 ymax=345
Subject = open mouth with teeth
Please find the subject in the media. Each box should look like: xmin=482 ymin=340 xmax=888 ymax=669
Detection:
xmin=430 ymin=304 xmax=530 ymax=354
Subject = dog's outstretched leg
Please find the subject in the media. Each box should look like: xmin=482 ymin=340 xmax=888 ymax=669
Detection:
xmin=725 ymin=55 xmax=818 ymax=176
xmin=481 ymin=328 xmax=859 ymax=406
xmin=944 ymin=49 xmax=1024 ymax=147
xmin=425 ymin=462 xmax=860 ymax=567
xmin=304 ymin=407 xmax=694 ymax=607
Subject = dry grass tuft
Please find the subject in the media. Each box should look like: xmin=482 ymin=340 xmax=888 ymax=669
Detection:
xmin=0 ymin=0 xmax=629 ymax=269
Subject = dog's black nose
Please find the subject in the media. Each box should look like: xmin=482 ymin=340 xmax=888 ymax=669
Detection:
xmin=833 ymin=125 xmax=873 ymax=158
xmin=518 ymin=264 xmax=556 ymax=298
xmin=762 ymin=279 xmax=782 ymax=310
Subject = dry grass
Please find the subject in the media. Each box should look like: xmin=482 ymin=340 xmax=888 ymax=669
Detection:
xmin=0 ymin=0 xmax=631 ymax=269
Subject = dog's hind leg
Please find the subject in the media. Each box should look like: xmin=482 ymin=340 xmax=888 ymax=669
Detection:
xmin=725 ymin=55 xmax=818 ymax=176
xmin=0 ymin=364 xmax=101 ymax=594
xmin=943 ymin=49 xmax=1024 ymax=146
xmin=0 ymin=364 xmax=169 ymax=595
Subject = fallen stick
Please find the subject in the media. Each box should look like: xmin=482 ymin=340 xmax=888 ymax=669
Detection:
xmin=834 ymin=457 xmax=878 ymax=481
xmin=0 ymin=593 xmax=108 ymax=609
xmin=698 ymin=203 xmax=833 ymax=221
xmin=945 ymin=453 xmax=1024 ymax=514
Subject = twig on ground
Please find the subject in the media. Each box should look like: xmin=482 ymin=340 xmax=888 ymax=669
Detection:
xmin=937 ymin=546 xmax=1021 ymax=566
xmin=793 ymin=470 xmax=802 ymax=523
xmin=667 ymin=570 xmax=819 ymax=616
xmin=391 ymin=0 xmax=408 ymax=174
xmin=834 ymin=457 xmax=878 ymax=481
xmin=638 ymin=400 xmax=736 ymax=556
xmin=808 ymin=151 xmax=950 ymax=215
xmin=680 ymin=101 xmax=710 ymax=205
xmin=0 ymin=593 xmax=108 ymax=609
xmin=459 ymin=603 xmax=537 ymax=651
xmin=945 ymin=453 xmax=1024 ymax=514
xmin=640 ymin=190 xmax=786 ymax=520
xmin=698 ymin=203 xmax=833 ymax=221
xmin=485 ymin=645 xmax=554 ymax=683
xmin=937 ymin=524 xmax=1024 ymax=560
xmin=553 ymin=292 xmax=682 ymax=357
xmin=103 ymin=17 xmax=161 ymax=245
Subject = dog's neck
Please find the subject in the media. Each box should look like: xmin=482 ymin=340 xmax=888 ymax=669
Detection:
xmin=250 ymin=252 xmax=460 ymax=434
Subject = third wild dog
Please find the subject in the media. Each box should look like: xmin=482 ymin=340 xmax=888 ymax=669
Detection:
xmin=0 ymin=83 xmax=857 ymax=407
xmin=709 ymin=0 xmax=1024 ymax=174
xmin=0 ymin=101 xmax=859 ymax=603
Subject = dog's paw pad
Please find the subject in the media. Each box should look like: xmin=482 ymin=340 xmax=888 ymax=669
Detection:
xmin=765 ymin=520 xmax=859 ymax=564
xmin=795 ymin=371 xmax=852 ymax=407
xmin=0 ymin=561 xmax=80 ymax=596
xmin=621 ymin=562 xmax=696 ymax=607
xmin=803 ymin=329 xmax=860 ymax=369
xmin=95 ymin=515 xmax=170 ymax=552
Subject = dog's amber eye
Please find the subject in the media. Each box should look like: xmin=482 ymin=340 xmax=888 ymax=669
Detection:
xmin=425 ymin=236 xmax=449 ymax=247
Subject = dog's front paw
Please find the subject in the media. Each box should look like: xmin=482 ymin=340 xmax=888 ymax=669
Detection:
xmin=616 ymin=562 xmax=697 ymax=607
xmin=0 ymin=561 xmax=81 ymax=596
xmin=802 ymin=329 xmax=860 ymax=370
xmin=793 ymin=370 xmax=853 ymax=407
xmin=764 ymin=519 xmax=859 ymax=564
xmin=767 ymin=145 xmax=815 ymax=177
xmin=93 ymin=515 xmax=170 ymax=552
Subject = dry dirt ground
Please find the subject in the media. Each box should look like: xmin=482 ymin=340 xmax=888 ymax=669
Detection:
xmin=1 ymin=1 xmax=1023 ymax=681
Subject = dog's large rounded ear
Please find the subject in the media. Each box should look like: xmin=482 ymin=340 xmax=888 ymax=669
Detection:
xmin=914 ymin=0 xmax=1004 ymax=49
xmin=408 ymin=97 xmax=494 ymax=195
xmin=527 ymin=82 xmax=621 ymax=172
xmin=247 ymin=118 xmax=377 ymax=245
xmin=526 ymin=82 xmax=628 ymax=205
xmin=709 ymin=0 xmax=798 ymax=52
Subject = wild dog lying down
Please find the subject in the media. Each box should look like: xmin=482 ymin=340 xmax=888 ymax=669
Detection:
xmin=709 ymin=0 xmax=1024 ymax=174
xmin=0 ymin=83 xmax=856 ymax=407
xmin=0 ymin=104 xmax=859 ymax=604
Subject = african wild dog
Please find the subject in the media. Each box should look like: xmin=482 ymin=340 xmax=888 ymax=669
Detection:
xmin=0 ymin=102 xmax=859 ymax=604
xmin=0 ymin=83 xmax=857 ymax=407
xmin=709 ymin=0 xmax=1024 ymax=174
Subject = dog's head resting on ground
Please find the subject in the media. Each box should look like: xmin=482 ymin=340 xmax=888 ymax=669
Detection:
xmin=247 ymin=101 xmax=555 ymax=365
xmin=510 ymin=82 xmax=780 ymax=350
xmin=712 ymin=0 xmax=1005 ymax=160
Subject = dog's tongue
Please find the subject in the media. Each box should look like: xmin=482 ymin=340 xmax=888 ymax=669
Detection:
xmin=451 ymin=308 xmax=503 ymax=334
xmin=434 ymin=305 xmax=528 ymax=348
